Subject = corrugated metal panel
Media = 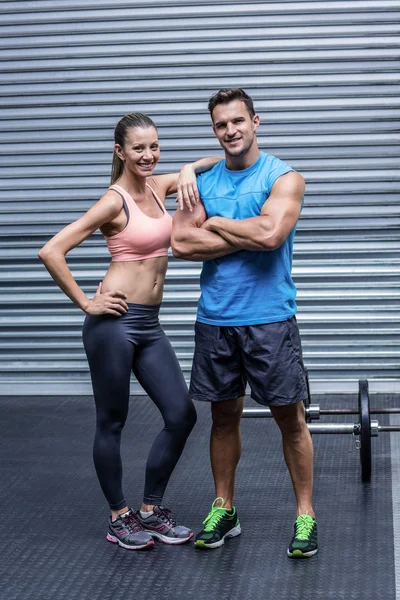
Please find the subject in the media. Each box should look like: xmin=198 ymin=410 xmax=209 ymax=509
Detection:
xmin=0 ymin=0 xmax=399 ymax=395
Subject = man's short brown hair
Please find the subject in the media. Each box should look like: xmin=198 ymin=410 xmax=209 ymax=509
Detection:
xmin=208 ymin=88 xmax=256 ymax=119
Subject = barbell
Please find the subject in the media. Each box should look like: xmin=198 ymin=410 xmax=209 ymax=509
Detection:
xmin=242 ymin=379 xmax=400 ymax=482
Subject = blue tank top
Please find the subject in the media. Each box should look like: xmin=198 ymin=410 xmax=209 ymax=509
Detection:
xmin=196 ymin=152 xmax=298 ymax=326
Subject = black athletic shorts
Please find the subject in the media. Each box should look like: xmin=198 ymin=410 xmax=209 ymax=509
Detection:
xmin=188 ymin=316 xmax=308 ymax=407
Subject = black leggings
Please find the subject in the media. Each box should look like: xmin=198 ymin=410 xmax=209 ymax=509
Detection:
xmin=82 ymin=303 xmax=196 ymax=510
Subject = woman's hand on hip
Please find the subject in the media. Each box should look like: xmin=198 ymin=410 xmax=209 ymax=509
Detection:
xmin=85 ymin=282 xmax=129 ymax=316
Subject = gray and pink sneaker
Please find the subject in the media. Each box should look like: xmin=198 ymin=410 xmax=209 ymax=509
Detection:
xmin=137 ymin=506 xmax=193 ymax=545
xmin=107 ymin=509 xmax=154 ymax=550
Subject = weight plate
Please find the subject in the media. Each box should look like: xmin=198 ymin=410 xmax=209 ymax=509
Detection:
xmin=358 ymin=379 xmax=371 ymax=482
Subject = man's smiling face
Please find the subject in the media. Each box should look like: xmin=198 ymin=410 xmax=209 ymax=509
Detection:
xmin=211 ymin=99 xmax=260 ymax=158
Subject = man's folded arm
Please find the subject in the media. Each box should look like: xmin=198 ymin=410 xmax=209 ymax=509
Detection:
xmin=202 ymin=171 xmax=305 ymax=251
xmin=171 ymin=201 xmax=240 ymax=262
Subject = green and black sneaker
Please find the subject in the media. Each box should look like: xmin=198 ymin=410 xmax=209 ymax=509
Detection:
xmin=287 ymin=514 xmax=318 ymax=558
xmin=195 ymin=498 xmax=241 ymax=549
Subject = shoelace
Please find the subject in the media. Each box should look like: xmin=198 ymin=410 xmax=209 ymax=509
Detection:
xmin=295 ymin=515 xmax=314 ymax=540
xmin=203 ymin=506 xmax=227 ymax=531
xmin=122 ymin=511 xmax=143 ymax=533
xmin=155 ymin=507 xmax=177 ymax=527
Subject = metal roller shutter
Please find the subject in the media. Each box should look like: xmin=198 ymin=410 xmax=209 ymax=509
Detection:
xmin=0 ymin=0 xmax=399 ymax=395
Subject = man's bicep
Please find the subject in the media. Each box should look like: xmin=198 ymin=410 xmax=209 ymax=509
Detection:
xmin=262 ymin=172 xmax=303 ymax=218
xmin=260 ymin=172 xmax=304 ymax=238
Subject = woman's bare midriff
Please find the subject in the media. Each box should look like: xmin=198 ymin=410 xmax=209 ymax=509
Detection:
xmin=101 ymin=256 xmax=168 ymax=305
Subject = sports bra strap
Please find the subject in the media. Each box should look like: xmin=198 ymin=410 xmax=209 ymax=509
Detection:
xmin=145 ymin=183 xmax=165 ymax=214
xmin=108 ymin=186 xmax=130 ymax=225
xmin=110 ymin=183 xmax=166 ymax=217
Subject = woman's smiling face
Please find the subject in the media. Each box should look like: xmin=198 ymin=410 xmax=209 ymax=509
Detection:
xmin=115 ymin=126 xmax=161 ymax=177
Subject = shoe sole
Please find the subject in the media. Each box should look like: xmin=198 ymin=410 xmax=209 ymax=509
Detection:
xmin=106 ymin=533 xmax=154 ymax=550
xmin=146 ymin=530 xmax=194 ymax=545
xmin=287 ymin=548 xmax=318 ymax=558
xmin=195 ymin=524 xmax=241 ymax=549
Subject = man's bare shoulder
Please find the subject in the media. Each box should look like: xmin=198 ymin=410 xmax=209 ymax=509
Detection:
xmin=270 ymin=171 xmax=305 ymax=196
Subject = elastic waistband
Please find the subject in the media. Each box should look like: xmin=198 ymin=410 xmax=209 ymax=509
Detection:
xmin=126 ymin=302 xmax=161 ymax=314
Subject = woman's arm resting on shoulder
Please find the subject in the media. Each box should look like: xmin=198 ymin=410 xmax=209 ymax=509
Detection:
xmin=171 ymin=199 xmax=240 ymax=262
xmin=38 ymin=191 xmax=129 ymax=315
xmin=176 ymin=155 xmax=224 ymax=211
xmin=155 ymin=155 xmax=223 ymax=211
xmin=202 ymin=171 xmax=305 ymax=251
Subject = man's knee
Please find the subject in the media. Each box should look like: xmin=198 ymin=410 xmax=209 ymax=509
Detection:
xmin=211 ymin=397 xmax=244 ymax=431
xmin=270 ymin=401 xmax=307 ymax=436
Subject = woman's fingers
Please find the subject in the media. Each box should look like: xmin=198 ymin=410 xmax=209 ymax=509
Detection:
xmin=109 ymin=289 xmax=126 ymax=298
xmin=176 ymin=187 xmax=184 ymax=211
xmin=185 ymin=184 xmax=197 ymax=209
xmin=177 ymin=185 xmax=193 ymax=211
xmin=88 ymin=288 xmax=130 ymax=315
xmin=104 ymin=290 xmax=128 ymax=310
xmin=176 ymin=164 xmax=200 ymax=211
xmin=105 ymin=308 xmax=124 ymax=317
xmin=107 ymin=297 xmax=128 ymax=313
xmin=90 ymin=290 xmax=128 ymax=315
xmin=178 ymin=184 xmax=199 ymax=212
xmin=114 ymin=290 xmax=128 ymax=312
xmin=189 ymin=182 xmax=200 ymax=204
xmin=108 ymin=305 xmax=126 ymax=315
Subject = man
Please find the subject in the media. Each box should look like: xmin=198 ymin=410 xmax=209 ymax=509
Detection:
xmin=171 ymin=88 xmax=317 ymax=558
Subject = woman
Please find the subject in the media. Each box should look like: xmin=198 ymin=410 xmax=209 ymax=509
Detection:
xmin=39 ymin=113 xmax=220 ymax=551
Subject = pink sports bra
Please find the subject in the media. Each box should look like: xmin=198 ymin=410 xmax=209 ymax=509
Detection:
xmin=104 ymin=183 xmax=172 ymax=262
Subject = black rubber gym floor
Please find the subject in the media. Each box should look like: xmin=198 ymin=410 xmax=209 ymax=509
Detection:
xmin=0 ymin=394 xmax=396 ymax=600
